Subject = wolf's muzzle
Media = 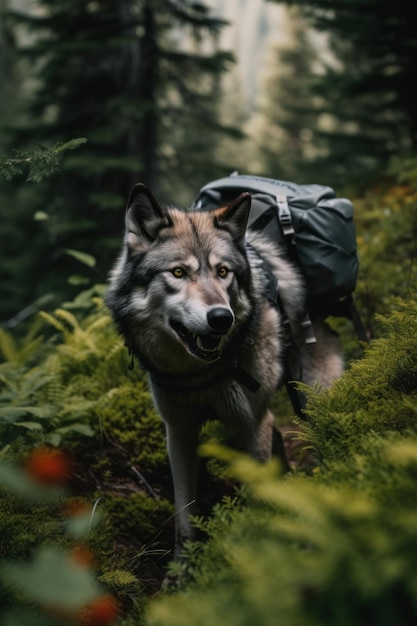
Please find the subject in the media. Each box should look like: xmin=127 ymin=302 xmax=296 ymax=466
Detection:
xmin=207 ymin=307 xmax=234 ymax=334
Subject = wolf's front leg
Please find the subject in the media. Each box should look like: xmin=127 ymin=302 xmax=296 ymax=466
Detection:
xmin=164 ymin=416 xmax=200 ymax=556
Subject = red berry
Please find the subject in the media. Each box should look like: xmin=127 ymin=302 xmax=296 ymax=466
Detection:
xmin=24 ymin=446 xmax=71 ymax=485
xmin=79 ymin=595 xmax=119 ymax=626
xmin=70 ymin=545 xmax=95 ymax=569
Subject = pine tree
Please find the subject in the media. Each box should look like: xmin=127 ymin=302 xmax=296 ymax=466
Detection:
xmin=1 ymin=0 xmax=235 ymax=320
xmin=256 ymin=8 xmax=321 ymax=182
xmin=266 ymin=0 xmax=417 ymax=186
xmin=0 ymin=0 xmax=20 ymax=145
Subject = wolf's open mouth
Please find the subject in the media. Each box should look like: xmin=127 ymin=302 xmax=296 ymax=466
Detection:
xmin=169 ymin=320 xmax=224 ymax=361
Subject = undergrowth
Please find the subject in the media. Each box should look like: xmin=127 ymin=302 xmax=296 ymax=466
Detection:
xmin=148 ymin=297 xmax=417 ymax=626
xmin=0 ymin=299 xmax=173 ymax=625
xmin=2 ymin=158 xmax=417 ymax=624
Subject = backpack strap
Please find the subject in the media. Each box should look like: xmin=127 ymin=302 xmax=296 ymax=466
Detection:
xmin=309 ymin=293 xmax=369 ymax=342
xmin=348 ymin=295 xmax=369 ymax=342
xmin=277 ymin=304 xmax=309 ymax=419
xmin=275 ymin=195 xmax=316 ymax=346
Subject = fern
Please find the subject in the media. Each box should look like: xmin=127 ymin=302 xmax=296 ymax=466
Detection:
xmin=38 ymin=311 xmax=68 ymax=335
xmin=0 ymin=325 xmax=45 ymax=369
xmin=98 ymin=569 xmax=139 ymax=590
xmin=0 ymin=328 xmax=19 ymax=364
xmin=41 ymin=354 xmax=65 ymax=406
xmin=149 ymin=441 xmax=417 ymax=626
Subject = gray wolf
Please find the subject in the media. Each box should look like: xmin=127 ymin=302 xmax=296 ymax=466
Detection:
xmin=105 ymin=183 xmax=344 ymax=555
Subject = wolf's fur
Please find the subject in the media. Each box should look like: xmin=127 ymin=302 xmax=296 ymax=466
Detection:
xmin=105 ymin=183 xmax=344 ymax=554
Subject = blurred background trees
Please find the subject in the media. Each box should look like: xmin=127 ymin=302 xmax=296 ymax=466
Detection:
xmin=0 ymin=0 xmax=237 ymax=321
xmin=259 ymin=0 xmax=417 ymax=185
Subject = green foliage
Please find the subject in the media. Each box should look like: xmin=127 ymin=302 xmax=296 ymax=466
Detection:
xmin=266 ymin=0 xmax=417 ymax=187
xmin=299 ymin=298 xmax=417 ymax=478
xmin=0 ymin=138 xmax=87 ymax=182
xmin=103 ymin=492 xmax=173 ymax=548
xmin=149 ymin=451 xmax=417 ymax=626
xmin=2 ymin=157 xmax=417 ymax=624
xmin=98 ymin=383 xmax=168 ymax=477
xmin=0 ymin=290 xmax=168 ymax=468
xmin=0 ymin=488 xmax=65 ymax=564
xmin=0 ymin=310 xmax=103 ymax=448
xmin=147 ymin=299 xmax=417 ymax=625
xmin=0 ymin=471 xmax=122 ymax=625
xmin=353 ymin=160 xmax=417 ymax=329
xmin=3 ymin=546 xmax=102 ymax=609
xmin=0 ymin=293 xmax=172 ymax=623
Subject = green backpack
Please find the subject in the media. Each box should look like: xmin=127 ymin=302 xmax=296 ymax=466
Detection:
xmin=193 ymin=173 xmax=366 ymax=339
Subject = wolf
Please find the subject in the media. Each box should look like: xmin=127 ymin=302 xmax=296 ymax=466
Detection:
xmin=105 ymin=183 xmax=344 ymax=555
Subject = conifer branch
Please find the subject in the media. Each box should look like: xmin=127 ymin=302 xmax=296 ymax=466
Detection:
xmin=0 ymin=138 xmax=87 ymax=182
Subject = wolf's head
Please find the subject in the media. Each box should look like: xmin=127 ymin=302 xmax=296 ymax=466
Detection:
xmin=106 ymin=184 xmax=253 ymax=367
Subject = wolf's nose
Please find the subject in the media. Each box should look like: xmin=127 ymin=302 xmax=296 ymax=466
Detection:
xmin=207 ymin=307 xmax=234 ymax=333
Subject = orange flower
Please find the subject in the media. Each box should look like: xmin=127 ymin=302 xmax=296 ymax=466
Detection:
xmin=24 ymin=446 xmax=72 ymax=485
xmin=70 ymin=544 xmax=95 ymax=569
xmin=79 ymin=595 xmax=119 ymax=626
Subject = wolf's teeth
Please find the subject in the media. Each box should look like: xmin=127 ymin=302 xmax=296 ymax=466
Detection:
xmin=196 ymin=335 xmax=221 ymax=352
xmin=196 ymin=336 xmax=208 ymax=351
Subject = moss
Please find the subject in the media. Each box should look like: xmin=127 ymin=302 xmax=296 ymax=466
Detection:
xmin=0 ymin=490 xmax=64 ymax=560
xmin=102 ymin=491 xmax=174 ymax=549
xmin=299 ymin=300 xmax=417 ymax=471
xmin=98 ymin=383 xmax=169 ymax=479
xmin=0 ymin=488 xmax=117 ymax=612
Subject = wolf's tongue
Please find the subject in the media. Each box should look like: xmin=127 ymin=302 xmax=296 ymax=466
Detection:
xmin=196 ymin=334 xmax=221 ymax=351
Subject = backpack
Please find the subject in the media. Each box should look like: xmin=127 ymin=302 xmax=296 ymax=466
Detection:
xmin=193 ymin=173 xmax=367 ymax=341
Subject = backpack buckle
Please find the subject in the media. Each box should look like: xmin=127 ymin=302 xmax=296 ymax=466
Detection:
xmin=276 ymin=195 xmax=295 ymax=237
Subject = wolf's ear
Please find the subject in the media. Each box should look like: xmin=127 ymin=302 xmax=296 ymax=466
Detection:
xmin=215 ymin=192 xmax=251 ymax=243
xmin=125 ymin=183 xmax=172 ymax=246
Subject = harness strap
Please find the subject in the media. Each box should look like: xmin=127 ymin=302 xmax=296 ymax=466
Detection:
xmin=285 ymin=377 xmax=305 ymax=418
xmin=125 ymin=343 xmax=231 ymax=393
xmin=149 ymin=359 xmax=260 ymax=395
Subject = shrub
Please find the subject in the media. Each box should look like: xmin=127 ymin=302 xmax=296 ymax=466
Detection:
xmin=0 ymin=297 xmax=173 ymax=622
xmin=147 ymin=299 xmax=417 ymax=626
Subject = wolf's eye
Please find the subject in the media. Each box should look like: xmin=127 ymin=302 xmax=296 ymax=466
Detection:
xmin=172 ymin=267 xmax=185 ymax=278
xmin=218 ymin=266 xmax=228 ymax=279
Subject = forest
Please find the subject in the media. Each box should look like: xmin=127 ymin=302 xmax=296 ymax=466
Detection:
xmin=1 ymin=0 xmax=417 ymax=624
